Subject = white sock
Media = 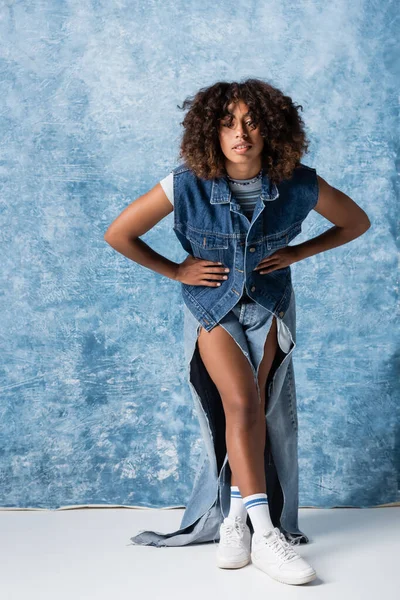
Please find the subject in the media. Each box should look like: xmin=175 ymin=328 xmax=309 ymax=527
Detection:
xmin=227 ymin=485 xmax=248 ymax=522
xmin=242 ymin=492 xmax=274 ymax=534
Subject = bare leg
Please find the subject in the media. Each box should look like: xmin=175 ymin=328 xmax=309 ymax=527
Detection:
xmin=197 ymin=316 xmax=278 ymax=497
xmin=230 ymin=316 xmax=278 ymax=489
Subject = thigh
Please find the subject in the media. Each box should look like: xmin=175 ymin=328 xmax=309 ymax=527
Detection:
xmin=197 ymin=324 xmax=259 ymax=415
xmin=257 ymin=315 xmax=278 ymax=389
xmin=256 ymin=315 xmax=279 ymax=412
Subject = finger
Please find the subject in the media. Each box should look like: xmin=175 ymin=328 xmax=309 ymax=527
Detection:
xmin=254 ymin=252 xmax=281 ymax=269
xmin=203 ymin=266 xmax=230 ymax=273
xmin=199 ymin=280 xmax=223 ymax=287
xmin=200 ymin=273 xmax=228 ymax=280
xmin=256 ymin=261 xmax=280 ymax=272
xmin=258 ymin=257 xmax=274 ymax=264
xmin=253 ymin=260 xmax=274 ymax=271
xmin=198 ymin=259 xmax=224 ymax=266
xmin=259 ymin=264 xmax=282 ymax=274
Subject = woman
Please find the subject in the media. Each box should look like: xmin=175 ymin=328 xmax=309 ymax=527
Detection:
xmin=104 ymin=79 xmax=370 ymax=586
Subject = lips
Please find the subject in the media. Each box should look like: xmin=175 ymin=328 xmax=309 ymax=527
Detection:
xmin=232 ymin=143 xmax=252 ymax=149
xmin=232 ymin=144 xmax=253 ymax=154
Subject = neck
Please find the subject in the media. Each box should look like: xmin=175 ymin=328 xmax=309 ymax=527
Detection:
xmin=224 ymin=159 xmax=263 ymax=180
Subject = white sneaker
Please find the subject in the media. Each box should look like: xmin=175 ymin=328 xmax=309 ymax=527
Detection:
xmin=251 ymin=527 xmax=317 ymax=585
xmin=216 ymin=516 xmax=251 ymax=569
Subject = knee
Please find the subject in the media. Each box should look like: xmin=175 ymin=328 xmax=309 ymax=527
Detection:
xmin=222 ymin=394 xmax=260 ymax=429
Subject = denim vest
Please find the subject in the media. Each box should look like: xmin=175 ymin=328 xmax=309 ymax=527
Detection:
xmin=172 ymin=162 xmax=318 ymax=330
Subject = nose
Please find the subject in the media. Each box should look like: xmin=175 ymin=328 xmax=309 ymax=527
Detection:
xmin=234 ymin=122 xmax=248 ymax=137
xmin=235 ymin=125 xmax=247 ymax=138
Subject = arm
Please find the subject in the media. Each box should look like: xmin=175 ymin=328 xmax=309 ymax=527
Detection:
xmin=104 ymin=182 xmax=180 ymax=281
xmin=253 ymin=174 xmax=372 ymax=274
xmin=293 ymin=174 xmax=371 ymax=262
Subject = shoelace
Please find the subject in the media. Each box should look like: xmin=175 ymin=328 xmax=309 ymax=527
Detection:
xmin=222 ymin=517 xmax=245 ymax=547
xmin=263 ymin=528 xmax=300 ymax=562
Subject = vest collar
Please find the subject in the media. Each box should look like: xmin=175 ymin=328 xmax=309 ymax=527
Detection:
xmin=210 ymin=168 xmax=279 ymax=204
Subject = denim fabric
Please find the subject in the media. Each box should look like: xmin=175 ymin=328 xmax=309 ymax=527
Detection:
xmin=130 ymin=286 xmax=310 ymax=547
xmin=130 ymin=164 xmax=317 ymax=548
xmin=172 ymin=162 xmax=318 ymax=331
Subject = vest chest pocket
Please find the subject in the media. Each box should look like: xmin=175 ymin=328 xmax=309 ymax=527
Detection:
xmin=264 ymin=221 xmax=302 ymax=251
xmin=186 ymin=228 xmax=229 ymax=263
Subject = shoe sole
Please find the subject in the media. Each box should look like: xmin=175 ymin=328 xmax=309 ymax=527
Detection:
xmin=216 ymin=555 xmax=251 ymax=569
xmin=251 ymin=553 xmax=317 ymax=585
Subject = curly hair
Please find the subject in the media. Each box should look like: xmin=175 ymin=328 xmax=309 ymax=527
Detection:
xmin=176 ymin=78 xmax=310 ymax=184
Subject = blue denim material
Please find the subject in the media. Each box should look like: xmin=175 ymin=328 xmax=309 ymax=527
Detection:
xmin=171 ymin=162 xmax=318 ymax=331
xmin=130 ymin=287 xmax=309 ymax=547
xmin=130 ymin=164 xmax=317 ymax=548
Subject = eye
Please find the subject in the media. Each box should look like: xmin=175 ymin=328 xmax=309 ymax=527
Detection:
xmin=220 ymin=118 xmax=257 ymax=128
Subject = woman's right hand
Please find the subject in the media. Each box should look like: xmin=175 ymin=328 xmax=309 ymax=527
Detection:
xmin=174 ymin=255 xmax=230 ymax=287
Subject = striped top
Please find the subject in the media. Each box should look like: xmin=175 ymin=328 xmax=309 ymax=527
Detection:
xmin=226 ymin=171 xmax=262 ymax=220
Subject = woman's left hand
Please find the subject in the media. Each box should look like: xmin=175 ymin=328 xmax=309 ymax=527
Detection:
xmin=253 ymin=246 xmax=299 ymax=274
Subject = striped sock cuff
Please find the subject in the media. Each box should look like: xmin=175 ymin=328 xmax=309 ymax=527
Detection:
xmin=242 ymin=492 xmax=268 ymax=510
xmin=230 ymin=485 xmax=242 ymax=499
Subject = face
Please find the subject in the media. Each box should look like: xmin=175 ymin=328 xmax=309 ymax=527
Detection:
xmin=218 ymin=99 xmax=264 ymax=176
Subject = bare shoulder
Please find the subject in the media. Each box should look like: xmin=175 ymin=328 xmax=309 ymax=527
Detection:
xmin=104 ymin=181 xmax=173 ymax=240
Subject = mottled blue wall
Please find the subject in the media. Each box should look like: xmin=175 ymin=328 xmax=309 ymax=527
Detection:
xmin=0 ymin=1 xmax=398 ymax=510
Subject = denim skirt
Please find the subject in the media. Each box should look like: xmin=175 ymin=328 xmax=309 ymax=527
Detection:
xmin=130 ymin=285 xmax=310 ymax=547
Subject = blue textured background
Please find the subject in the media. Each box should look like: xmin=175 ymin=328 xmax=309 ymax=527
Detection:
xmin=0 ymin=1 xmax=398 ymax=509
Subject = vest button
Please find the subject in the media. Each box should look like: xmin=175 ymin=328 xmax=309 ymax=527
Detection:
xmin=251 ymin=286 xmax=256 ymax=292
xmin=249 ymin=247 xmax=256 ymax=252
xmin=279 ymin=311 xmax=284 ymax=317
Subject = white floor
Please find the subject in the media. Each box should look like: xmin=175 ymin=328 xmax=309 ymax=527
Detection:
xmin=1 ymin=506 xmax=399 ymax=599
